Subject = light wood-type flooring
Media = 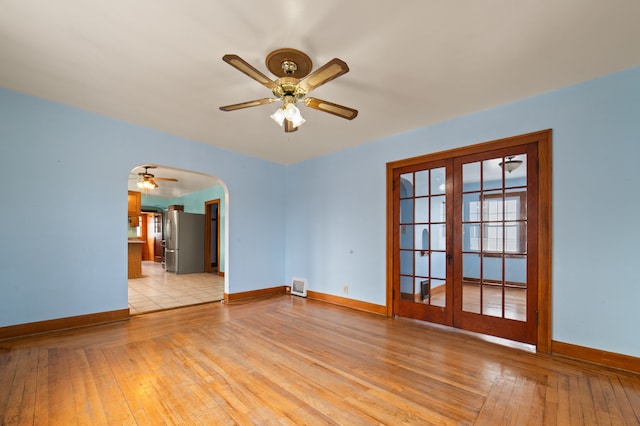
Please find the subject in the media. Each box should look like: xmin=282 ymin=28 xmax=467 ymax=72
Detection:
xmin=1 ymin=295 xmax=639 ymax=424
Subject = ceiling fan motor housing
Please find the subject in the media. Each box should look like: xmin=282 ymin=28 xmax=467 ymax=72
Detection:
xmin=272 ymin=77 xmax=306 ymax=102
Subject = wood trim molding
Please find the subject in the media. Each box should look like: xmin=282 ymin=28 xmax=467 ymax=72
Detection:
xmin=204 ymin=199 xmax=221 ymax=274
xmin=536 ymin=132 xmax=553 ymax=353
xmin=552 ymin=340 xmax=640 ymax=374
xmin=307 ymin=291 xmax=387 ymax=316
xmin=224 ymin=286 xmax=286 ymax=302
xmin=0 ymin=309 xmax=130 ymax=341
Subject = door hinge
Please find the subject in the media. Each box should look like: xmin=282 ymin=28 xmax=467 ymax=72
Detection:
xmin=536 ymin=310 xmax=539 ymax=325
xmin=392 ymin=179 xmax=396 ymax=191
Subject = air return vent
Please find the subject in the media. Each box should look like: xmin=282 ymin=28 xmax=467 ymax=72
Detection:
xmin=291 ymin=277 xmax=308 ymax=297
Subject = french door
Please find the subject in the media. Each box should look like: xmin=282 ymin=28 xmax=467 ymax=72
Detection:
xmin=393 ymin=159 xmax=454 ymax=325
xmin=390 ymin=133 xmax=548 ymax=345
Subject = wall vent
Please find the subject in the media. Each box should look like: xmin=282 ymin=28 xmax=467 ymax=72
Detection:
xmin=291 ymin=277 xmax=308 ymax=297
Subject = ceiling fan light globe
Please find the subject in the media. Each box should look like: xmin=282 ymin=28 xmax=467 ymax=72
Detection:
xmin=270 ymin=107 xmax=286 ymax=126
xmin=284 ymin=103 xmax=305 ymax=127
xmin=291 ymin=114 xmax=305 ymax=128
xmin=284 ymin=103 xmax=298 ymax=120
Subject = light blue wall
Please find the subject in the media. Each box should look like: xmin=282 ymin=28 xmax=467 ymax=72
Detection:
xmin=285 ymin=66 xmax=640 ymax=357
xmin=0 ymin=88 xmax=285 ymax=327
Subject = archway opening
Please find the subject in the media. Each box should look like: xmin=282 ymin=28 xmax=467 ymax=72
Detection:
xmin=127 ymin=164 xmax=228 ymax=315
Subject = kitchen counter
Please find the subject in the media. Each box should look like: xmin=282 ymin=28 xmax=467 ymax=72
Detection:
xmin=128 ymin=240 xmax=143 ymax=278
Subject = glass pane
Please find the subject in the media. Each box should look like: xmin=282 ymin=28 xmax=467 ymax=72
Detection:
xmin=504 ymin=154 xmax=527 ymax=188
xmin=462 ymin=162 xmax=481 ymax=192
xmin=431 ymin=252 xmax=446 ymax=279
xmin=399 ymin=225 xmax=414 ymax=249
xmin=463 ymin=282 xmax=480 ymax=313
xmin=430 ymin=279 xmax=446 ymax=307
xmin=504 ymin=222 xmax=520 ymax=253
xmin=400 ymin=250 xmax=413 ymax=275
xmin=463 ymin=223 xmax=480 ymax=252
xmin=503 ymin=195 xmax=519 ymax=221
xmin=483 ymin=223 xmax=503 ymax=252
xmin=400 ymin=275 xmax=413 ymax=301
xmin=415 ymin=197 xmax=429 ymax=223
xmin=483 ymin=158 xmax=502 ymax=190
xmin=431 ymin=167 xmax=446 ymax=195
xmin=430 ymin=224 xmax=446 ymax=251
xmin=505 ymin=255 xmax=527 ymax=286
xmin=462 ymin=193 xmax=481 ymax=222
xmin=505 ymin=287 xmax=527 ymax=321
xmin=416 ymin=277 xmax=430 ymax=303
xmin=415 ymin=224 xmax=429 ymax=252
xmin=414 ymin=170 xmax=429 ymax=197
xmin=400 ymin=199 xmax=414 ymax=224
xmin=482 ymin=191 xmax=503 ymax=221
xmin=430 ymin=195 xmax=446 ymax=223
xmin=483 ymin=255 xmax=503 ymax=282
xmin=415 ymin=251 xmax=429 ymax=276
xmin=463 ymin=253 xmax=481 ymax=280
xmin=482 ymin=285 xmax=503 ymax=317
xmin=400 ymin=173 xmax=413 ymax=197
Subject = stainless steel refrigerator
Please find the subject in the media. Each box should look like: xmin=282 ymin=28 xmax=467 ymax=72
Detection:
xmin=164 ymin=210 xmax=205 ymax=274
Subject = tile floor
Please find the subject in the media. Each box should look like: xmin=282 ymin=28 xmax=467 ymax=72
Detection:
xmin=128 ymin=261 xmax=224 ymax=315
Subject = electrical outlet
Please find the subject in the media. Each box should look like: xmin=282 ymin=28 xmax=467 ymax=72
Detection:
xmin=343 ymin=285 xmax=349 ymax=294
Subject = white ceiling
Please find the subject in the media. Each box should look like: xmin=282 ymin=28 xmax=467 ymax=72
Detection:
xmin=2 ymin=0 xmax=639 ymax=170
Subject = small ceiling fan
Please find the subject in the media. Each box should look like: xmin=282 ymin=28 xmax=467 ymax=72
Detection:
xmin=219 ymin=48 xmax=358 ymax=132
xmin=133 ymin=165 xmax=178 ymax=190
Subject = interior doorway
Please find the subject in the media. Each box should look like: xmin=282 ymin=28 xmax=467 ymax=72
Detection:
xmin=386 ymin=130 xmax=552 ymax=350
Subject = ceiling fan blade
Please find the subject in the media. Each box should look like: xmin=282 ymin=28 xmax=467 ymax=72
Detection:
xmin=219 ymin=98 xmax=277 ymax=111
xmin=304 ymin=97 xmax=358 ymax=120
xmin=284 ymin=119 xmax=298 ymax=133
xmin=155 ymin=177 xmax=178 ymax=182
xmin=149 ymin=178 xmax=159 ymax=188
xmin=298 ymin=58 xmax=349 ymax=93
xmin=222 ymin=54 xmax=278 ymax=90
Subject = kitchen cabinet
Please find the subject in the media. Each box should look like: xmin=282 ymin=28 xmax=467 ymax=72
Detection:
xmin=128 ymin=240 xmax=143 ymax=278
xmin=128 ymin=191 xmax=141 ymax=227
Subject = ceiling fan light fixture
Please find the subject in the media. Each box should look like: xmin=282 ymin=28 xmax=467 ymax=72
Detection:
xmin=271 ymin=103 xmax=305 ymax=128
xmin=137 ymin=178 xmax=156 ymax=190
xmin=499 ymin=156 xmax=523 ymax=173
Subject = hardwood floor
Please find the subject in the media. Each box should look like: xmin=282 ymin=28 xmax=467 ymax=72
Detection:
xmin=1 ymin=295 xmax=639 ymax=425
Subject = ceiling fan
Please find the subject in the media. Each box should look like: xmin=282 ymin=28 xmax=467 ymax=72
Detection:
xmin=133 ymin=165 xmax=178 ymax=190
xmin=219 ymin=48 xmax=358 ymax=132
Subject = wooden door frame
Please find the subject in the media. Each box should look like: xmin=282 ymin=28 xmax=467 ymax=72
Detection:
xmin=204 ymin=199 xmax=221 ymax=274
xmin=386 ymin=130 xmax=552 ymax=352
